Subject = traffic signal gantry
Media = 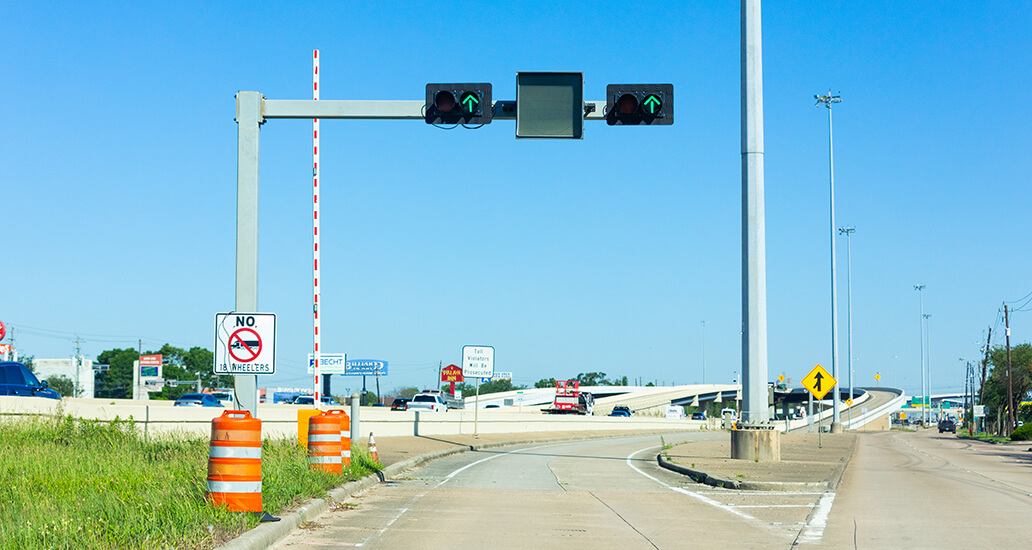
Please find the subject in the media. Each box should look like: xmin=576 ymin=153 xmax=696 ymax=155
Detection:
xmin=232 ymin=73 xmax=672 ymax=413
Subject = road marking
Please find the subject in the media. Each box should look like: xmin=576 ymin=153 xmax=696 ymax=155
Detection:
xmin=367 ymin=443 xmax=556 ymax=544
xmin=626 ymin=446 xmax=760 ymax=522
xmin=793 ymin=492 xmax=835 ymax=546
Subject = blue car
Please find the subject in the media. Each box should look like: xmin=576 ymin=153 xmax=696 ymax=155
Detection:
xmin=0 ymin=361 xmax=62 ymax=399
xmin=173 ymin=393 xmax=224 ymax=407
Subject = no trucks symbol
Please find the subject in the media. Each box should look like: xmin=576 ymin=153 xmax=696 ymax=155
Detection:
xmin=214 ymin=312 xmax=276 ymax=374
xmin=229 ymin=328 xmax=262 ymax=362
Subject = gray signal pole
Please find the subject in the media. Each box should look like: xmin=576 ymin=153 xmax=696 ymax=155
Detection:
xmin=816 ymin=92 xmax=842 ymax=431
xmin=740 ymin=0 xmax=770 ymax=426
xmin=839 ymin=226 xmax=855 ymax=404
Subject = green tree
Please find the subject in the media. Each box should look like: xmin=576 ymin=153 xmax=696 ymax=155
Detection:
xmin=95 ymin=348 xmax=140 ymax=399
xmin=983 ymin=343 xmax=1032 ymax=435
xmin=535 ymin=377 xmax=557 ymax=389
xmin=18 ymin=355 xmax=35 ymax=372
xmin=44 ymin=375 xmax=75 ymax=397
xmin=575 ymin=372 xmax=612 ymax=386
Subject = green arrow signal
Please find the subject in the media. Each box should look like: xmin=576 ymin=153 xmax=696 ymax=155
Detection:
xmin=643 ymin=94 xmax=662 ymax=114
xmin=460 ymin=92 xmax=480 ymax=113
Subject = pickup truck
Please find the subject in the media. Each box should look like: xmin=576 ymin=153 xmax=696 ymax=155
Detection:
xmin=407 ymin=393 xmax=447 ymax=412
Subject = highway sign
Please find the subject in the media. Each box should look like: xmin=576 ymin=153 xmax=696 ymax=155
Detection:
xmin=974 ymin=405 xmax=985 ymax=417
xmin=214 ymin=313 xmax=277 ymax=374
xmin=900 ymin=412 xmax=907 ymax=420
xmin=778 ymin=374 xmax=785 ymax=382
xmin=801 ymin=364 xmax=836 ymax=400
xmin=344 ymin=359 xmax=387 ymax=376
xmin=875 ymin=373 xmax=881 ymax=381
xmin=462 ymin=345 xmax=494 ymax=378
xmin=307 ymin=353 xmax=346 ymax=374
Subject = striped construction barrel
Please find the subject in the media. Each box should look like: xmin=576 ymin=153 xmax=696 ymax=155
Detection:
xmin=308 ymin=412 xmax=342 ymax=474
xmin=208 ymin=410 xmax=262 ymax=512
xmin=325 ymin=408 xmax=351 ymax=467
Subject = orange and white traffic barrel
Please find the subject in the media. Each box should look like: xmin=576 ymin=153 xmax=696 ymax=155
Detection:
xmin=208 ymin=410 xmax=262 ymax=512
xmin=308 ymin=412 xmax=342 ymax=474
xmin=325 ymin=409 xmax=351 ymax=467
xmin=368 ymin=432 xmax=379 ymax=463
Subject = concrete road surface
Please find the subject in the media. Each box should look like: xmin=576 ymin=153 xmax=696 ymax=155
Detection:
xmin=822 ymin=429 xmax=1032 ymax=548
xmin=272 ymin=433 xmax=838 ymax=549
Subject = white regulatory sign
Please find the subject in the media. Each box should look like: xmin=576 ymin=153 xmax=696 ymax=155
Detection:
xmin=462 ymin=345 xmax=494 ymax=379
xmin=974 ymin=405 xmax=985 ymax=418
xmin=214 ymin=312 xmax=277 ymax=374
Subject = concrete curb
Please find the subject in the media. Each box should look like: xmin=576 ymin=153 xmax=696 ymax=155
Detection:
xmin=656 ymin=452 xmax=842 ymax=492
xmin=216 ymin=430 xmax=681 ymax=550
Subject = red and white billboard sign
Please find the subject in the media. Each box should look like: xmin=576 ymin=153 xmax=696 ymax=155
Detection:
xmin=140 ymin=354 xmax=162 ymax=367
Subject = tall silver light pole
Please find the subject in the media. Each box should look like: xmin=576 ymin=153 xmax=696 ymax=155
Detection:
xmin=839 ymin=226 xmax=855 ymax=404
xmin=701 ymin=320 xmax=708 ymax=384
xmin=741 ymin=0 xmax=770 ymax=425
xmin=924 ymin=313 xmax=932 ymax=424
xmin=914 ymin=284 xmax=926 ymax=425
xmin=816 ymin=92 xmax=842 ymax=430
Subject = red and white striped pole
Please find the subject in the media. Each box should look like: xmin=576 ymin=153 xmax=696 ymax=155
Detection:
xmin=313 ymin=49 xmax=322 ymax=408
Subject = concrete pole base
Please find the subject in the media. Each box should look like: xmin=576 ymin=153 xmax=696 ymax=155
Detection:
xmin=730 ymin=426 xmax=781 ymax=461
xmin=830 ymin=422 xmax=844 ymax=433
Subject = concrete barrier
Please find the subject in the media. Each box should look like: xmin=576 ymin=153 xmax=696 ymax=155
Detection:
xmin=0 ymin=397 xmax=701 ymax=439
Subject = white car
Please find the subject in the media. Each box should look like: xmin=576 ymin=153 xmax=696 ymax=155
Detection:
xmin=407 ymin=394 xmax=447 ymax=412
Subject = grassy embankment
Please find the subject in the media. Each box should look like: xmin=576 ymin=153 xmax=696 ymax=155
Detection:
xmin=0 ymin=413 xmax=380 ymax=549
xmin=957 ymin=431 xmax=1011 ymax=444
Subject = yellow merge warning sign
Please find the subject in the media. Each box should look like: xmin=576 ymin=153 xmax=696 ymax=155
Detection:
xmin=802 ymin=364 xmax=837 ymax=400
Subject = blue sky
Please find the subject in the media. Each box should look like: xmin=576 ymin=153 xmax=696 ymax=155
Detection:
xmin=3 ymin=2 xmax=1031 ymax=398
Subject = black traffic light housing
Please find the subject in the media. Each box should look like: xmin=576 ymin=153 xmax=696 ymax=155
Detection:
xmin=425 ymin=83 xmax=493 ymax=125
xmin=606 ymin=84 xmax=674 ymax=126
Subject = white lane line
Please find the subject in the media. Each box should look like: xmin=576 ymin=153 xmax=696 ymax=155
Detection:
xmin=368 ymin=443 xmax=556 ymax=543
xmin=626 ymin=446 xmax=759 ymax=522
xmin=793 ymin=492 xmax=835 ymax=546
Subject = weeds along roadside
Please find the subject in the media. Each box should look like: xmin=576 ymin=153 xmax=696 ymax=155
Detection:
xmin=0 ymin=411 xmax=381 ymax=550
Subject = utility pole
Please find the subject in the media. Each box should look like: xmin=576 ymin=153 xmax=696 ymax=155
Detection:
xmin=74 ymin=336 xmax=84 ymax=398
xmin=816 ymin=91 xmax=843 ymax=432
xmin=438 ymin=360 xmax=443 ymax=392
xmin=839 ymin=226 xmax=855 ymax=403
xmin=1006 ymin=304 xmax=1014 ymax=434
xmin=981 ymin=328 xmax=991 ymax=433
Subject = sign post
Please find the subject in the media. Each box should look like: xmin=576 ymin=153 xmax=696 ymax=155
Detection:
xmin=802 ymin=364 xmax=837 ymax=448
xmin=462 ymin=346 xmax=494 ymax=438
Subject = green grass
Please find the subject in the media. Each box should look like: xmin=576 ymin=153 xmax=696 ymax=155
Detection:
xmin=0 ymin=414 xmax=382 ymax=549
xmin=957 ymin=431 xmax=1011 ymax=444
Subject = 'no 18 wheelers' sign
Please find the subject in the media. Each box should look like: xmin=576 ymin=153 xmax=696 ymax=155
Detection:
xmin=214 ymin=313 xmax=277 ymax=374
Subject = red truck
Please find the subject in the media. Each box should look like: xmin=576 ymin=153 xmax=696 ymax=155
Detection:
xmin=543 ymin=380 xmax=594 ymax=415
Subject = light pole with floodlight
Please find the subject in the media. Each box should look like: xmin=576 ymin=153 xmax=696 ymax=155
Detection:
xmin=817 ymin=91 xmax=843 ymax=431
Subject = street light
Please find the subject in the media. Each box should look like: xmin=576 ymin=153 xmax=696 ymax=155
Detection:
xmin=817 ymin=91 xmax=843 ymax=431
xmin=839 ymin=226 xmax=855 ymax=402
xmin=914 ymin=284 xmax=926 ymax=424
xmin=924 ymin=313 xmax=932 ymax=425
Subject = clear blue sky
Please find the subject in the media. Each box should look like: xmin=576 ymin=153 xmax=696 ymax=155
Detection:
xmin=3 ymin=2 xmax=1031 ymax=398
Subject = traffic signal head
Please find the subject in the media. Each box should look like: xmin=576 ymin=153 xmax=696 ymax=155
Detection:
xmin=425 ymin=83 xmax=493 ymax=124
xmin=606 ymin=84 xmax=674 ymax=125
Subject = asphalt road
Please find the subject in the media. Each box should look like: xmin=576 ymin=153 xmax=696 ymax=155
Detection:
xmin=272 ymin=432 xmax=840 ymax=549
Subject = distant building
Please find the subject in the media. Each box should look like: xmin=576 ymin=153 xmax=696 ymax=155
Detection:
xmin=33 ymin=358 xmax=95 ymax=398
